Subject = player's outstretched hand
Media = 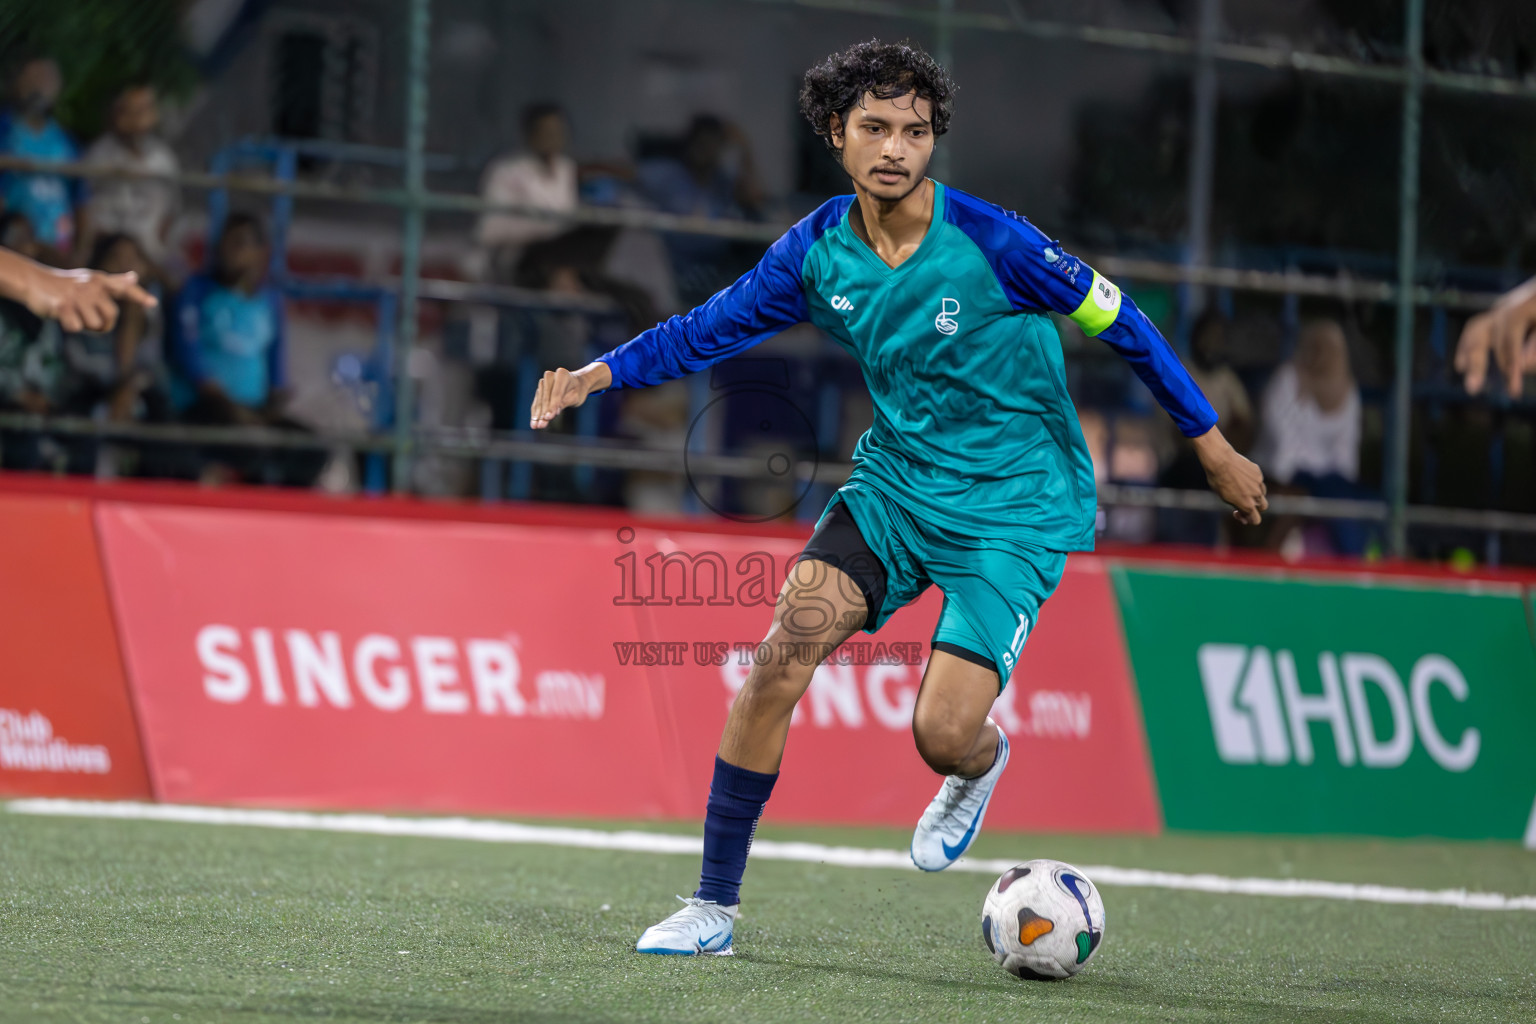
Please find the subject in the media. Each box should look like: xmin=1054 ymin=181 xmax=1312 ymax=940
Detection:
xmin=1191 ymin=426 xmax=1267 ymax=525
xmin=1455 ymin=276 xmax=1536 ymax=398
xmin=26 ymin=267 xmax=158 ymax=333
xmin=530 ymin=362 xmax=611 ymax=429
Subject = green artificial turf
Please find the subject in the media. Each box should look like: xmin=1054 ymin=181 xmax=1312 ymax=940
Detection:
xmin=1 ymin=809 xmax=1533 ymax=1023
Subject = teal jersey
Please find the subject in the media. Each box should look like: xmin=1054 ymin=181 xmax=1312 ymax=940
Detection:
xmin=597 ymin=181 xmax=1216 ymax=552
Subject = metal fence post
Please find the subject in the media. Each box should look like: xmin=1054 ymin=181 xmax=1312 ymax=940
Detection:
xmin=393 ymin=0 xmax=431 ymax=493
xmin=932 ymin=0 xmax=954 ymax=183
xmin=1182 ymin=0 xmax=1220 ymax=332
xmin=1387 ymin=0 xmax=1425 ymax=556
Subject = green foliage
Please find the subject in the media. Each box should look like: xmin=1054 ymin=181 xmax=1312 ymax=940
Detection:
xmin=0 ymin=0 xmax=198 ymax=139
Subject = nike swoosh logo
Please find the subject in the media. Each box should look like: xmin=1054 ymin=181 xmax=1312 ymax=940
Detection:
xmin=941 ymin=801 xmax=988 ymax=861
xmin=940 ymin=736 xmax=1007 ymax=861
xmin=697 ymin=930 xmax=724 ymax=950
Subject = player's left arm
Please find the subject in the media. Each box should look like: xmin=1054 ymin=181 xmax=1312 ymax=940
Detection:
xmin=997 ymin=231 xmax=1267 ymax=525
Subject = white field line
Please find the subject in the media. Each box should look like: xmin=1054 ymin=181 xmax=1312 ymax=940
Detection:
xmin=9 ymin=798 xmax=1535 ymax=913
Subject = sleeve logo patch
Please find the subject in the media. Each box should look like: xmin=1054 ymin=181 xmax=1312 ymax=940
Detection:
xmin=1043 ymin=243 xmax=1083 ymax=284
xmin=1092 ymin=275 xmax=1120 ymax=312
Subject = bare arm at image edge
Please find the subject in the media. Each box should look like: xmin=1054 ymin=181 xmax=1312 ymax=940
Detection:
xmin=1456 ymin=275 xmax=1536 ymax=398
xmin=0 ymin=245 xmax=156 ymax=333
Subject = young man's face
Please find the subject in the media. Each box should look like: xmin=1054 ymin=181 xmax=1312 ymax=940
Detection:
xmin=831 ymin=90 xmax=935 ymax=203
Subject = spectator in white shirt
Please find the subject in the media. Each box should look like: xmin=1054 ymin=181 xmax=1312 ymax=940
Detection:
xmin=1254 ymin=318 xmax=1370 ymax=555
xmin=1255 ymin=318 xmax=1361 ymax=486
xmin=82 ymin=85 xmax=180 ymax=272
xmin=477 ymin=102 xmax=578 ymax=283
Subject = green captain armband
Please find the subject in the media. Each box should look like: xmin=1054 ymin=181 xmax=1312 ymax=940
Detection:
xmin=1068 ymin=269 xmax=1122 ymax=337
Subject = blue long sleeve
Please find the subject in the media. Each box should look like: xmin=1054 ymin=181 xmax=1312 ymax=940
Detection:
xmin=946 ymin=191 xmax=1217 ymax=438
xmin=594 ymin=204 xmax=842 ymax=392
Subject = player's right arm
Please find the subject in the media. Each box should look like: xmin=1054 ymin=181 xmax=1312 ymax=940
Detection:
xmin=0 ymin=245 xmax=157 ymax=332
xmin=1455 ymin=276 xmax=1536 ymax=398
xmin=530 ymin=217 xmax=819 ymax=429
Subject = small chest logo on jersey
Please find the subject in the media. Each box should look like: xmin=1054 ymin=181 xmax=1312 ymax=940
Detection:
xmin=935 ymin=298 xmax=960 ymax=335
xmin=830 ymin=294 xmax=855 ymax=312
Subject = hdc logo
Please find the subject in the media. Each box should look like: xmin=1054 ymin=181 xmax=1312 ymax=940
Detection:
xmin=1196 ymin=644 xmax=1480 ymax=773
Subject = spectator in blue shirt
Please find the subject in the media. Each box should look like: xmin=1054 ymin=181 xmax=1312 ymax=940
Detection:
xmin=171 ymin=212 xmax=287 ymax=426
xmin=0 ymin=58 xmax=83 ymax=259
xmin=168 ymin=213 xmax=321 ymax=486
xmin=634 ymin=115 xmax=764 ymax=302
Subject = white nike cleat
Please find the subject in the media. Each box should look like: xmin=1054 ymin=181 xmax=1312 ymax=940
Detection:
xmin=910 ymin=730 xmax=1010 ymax=872
xmin=635 ymin=896 xmax=738 ymax=955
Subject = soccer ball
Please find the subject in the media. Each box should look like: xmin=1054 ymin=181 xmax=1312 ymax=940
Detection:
xmin=981 ymin=859 xmax=1105 ymax=980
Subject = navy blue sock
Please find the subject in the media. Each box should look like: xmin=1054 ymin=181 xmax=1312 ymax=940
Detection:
xmin=694 ymin=756 xmax=778 ymax=907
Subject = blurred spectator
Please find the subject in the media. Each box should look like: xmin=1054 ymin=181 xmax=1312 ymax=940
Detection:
xmin=0 ymin=293 xmax=63 ymax=418
xmin=1186 ymin=310 xmax=1253 ymax=452
xmin=63 ymin=234 xmax=167 ymax=426
xmin=169 ymin=213 xmax=320 ymax=486
xmin=1254 ymin=318 xmax=1368 ymax=555
xmin=1254 ymin=319 xmax=1360 ymax=486
xmin=636 ymin=115 xmax=763 ymax=221
xmin=82 ymin=85 xmax=180 ymax=271
xmin=477 ymin=102 xmax=578 ymax=284
xmin=171 ymin=213 xmax=284 ymax=426
xmin=0 ymin=286 xmax=75 ymax=472
xmin=0 ymin=210 xmax=46 ymax=263
xmin=1155 ymin=311 xmax=1254 ymax=546
xmin=636 ymin=116 xmax=764 ymax=301
xmin=0 ymin=58 xmax=83 ymax=261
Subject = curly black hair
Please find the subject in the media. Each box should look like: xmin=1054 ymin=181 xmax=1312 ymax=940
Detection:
xmin=799 ymin=39 xmax=955 ymax=156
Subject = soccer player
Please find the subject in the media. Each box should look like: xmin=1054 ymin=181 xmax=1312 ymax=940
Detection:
xmin=530 ymin=41 xmax=1266 ymax=956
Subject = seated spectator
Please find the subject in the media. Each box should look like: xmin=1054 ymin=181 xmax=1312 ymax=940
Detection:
xmin=635 ymin=116 xmax=764 ymax=301
xmin=1187 ymin=310 xmax=1253 ymax=452
xmin=1254 ymin=319 xmax=1360 ymax=486
xmin=636 ymin=115 xmax=763 ymax=221
xmin=169 ymin=213 xmax=320 ymax=486
xmin=82 ymin=84 xmax=180 ymax=273
xmin=0 ymin=57 xmax=82 ymax=261
xmin=1253 ymin=318 xmax=1368 ymax=555
xmin=0 ymin=281 xmax=77 ymax=472
xmin=477 ymin=102 xmax=578 ymax=284
xmin=0 ymin=210 xmax=46 ymax=264
xmin=55 ymin=234 xmax=167 ymax=478
xmin=62 ymin=233 xmax=167 ymax=424
xmin=1156 ymin=311 xmax=1255 ymax=546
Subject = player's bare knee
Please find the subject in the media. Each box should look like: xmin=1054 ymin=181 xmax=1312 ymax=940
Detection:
xmin=734 ymin=659 xmax=812 ymax=717
xmin=912 ymin=714 xmax=972 ymax=776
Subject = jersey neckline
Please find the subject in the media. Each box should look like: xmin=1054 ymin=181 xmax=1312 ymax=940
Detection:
xmin=838 ymin=179 xmax=947 ymax=281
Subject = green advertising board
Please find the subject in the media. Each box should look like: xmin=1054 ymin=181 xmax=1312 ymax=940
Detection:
xmin=1112 ymin=565 xmax=1536 ymax=840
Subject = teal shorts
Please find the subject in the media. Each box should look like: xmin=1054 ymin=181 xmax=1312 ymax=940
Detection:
xmin=807 ymin=486 xmax=1067 ymax=689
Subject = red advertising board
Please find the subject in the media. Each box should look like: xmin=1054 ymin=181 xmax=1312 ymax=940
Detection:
xmin=0 ymin=494 xmax=150 ymax=799
xmin=626 ymin=528 xmax=1160 ymax=833
xmin=96 ymin=501 xmax=1159 ymax=832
